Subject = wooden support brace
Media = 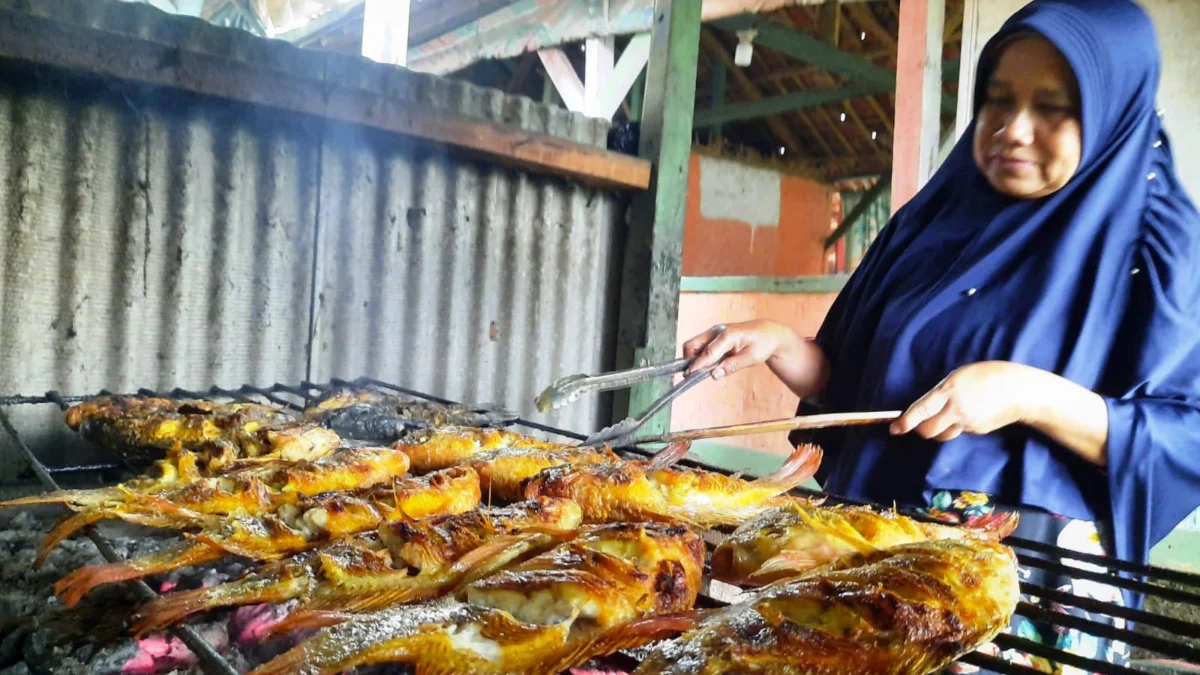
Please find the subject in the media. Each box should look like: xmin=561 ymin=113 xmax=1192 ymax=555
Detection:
xmin=825 ymin=176 xmax=890 ymax=248
xmin=362 ymin=0 xmax=410 ymax=66
xmin=602 ymin=33 xmax=652 ymax=120
xmin=584 ymin=36 xmax=615 ymax=118
xmin=538 ymin=48 xmax=586 ymax=112
xmin=616 ymin=0 xmax=703 ymax=433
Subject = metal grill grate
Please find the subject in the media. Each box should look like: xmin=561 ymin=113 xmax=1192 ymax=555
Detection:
xmin=3 ymin=377 xmax=1200 ymax=675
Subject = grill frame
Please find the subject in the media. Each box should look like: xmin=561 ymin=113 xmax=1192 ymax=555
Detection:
xmin=1 ymin=376 xmax=1198 ymax=675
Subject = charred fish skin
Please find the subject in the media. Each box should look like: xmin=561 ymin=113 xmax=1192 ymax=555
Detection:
xmin=395 ymin=426 xmax=568 ymax=475
xmin=710 ymin=502 xmax=1020 ymax=586
xmin=465 ymin=445 xmax=620 ymax=502
xmin=305 ymin=389 xmax=518 ymax=443
xmin=249 ymin=522 xmax=708 ymax=675
xmin=634 ymin=538 xmax=1021 ymax=675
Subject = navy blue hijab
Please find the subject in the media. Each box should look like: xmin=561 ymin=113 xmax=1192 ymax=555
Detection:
xmin=794 ymin=0 xmax=1200 ymax=591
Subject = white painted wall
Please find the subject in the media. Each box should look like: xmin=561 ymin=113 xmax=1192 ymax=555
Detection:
xmin=954 ymin=0 xmax=1200 ymax=197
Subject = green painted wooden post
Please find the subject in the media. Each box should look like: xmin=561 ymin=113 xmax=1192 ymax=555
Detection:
xmin=711 ymin=60 xmax=726 ymax=141
xmin=628 ymin=70 xmax=645 ymax=122
xmin=615 ymin=0 xmax=703 ymax=434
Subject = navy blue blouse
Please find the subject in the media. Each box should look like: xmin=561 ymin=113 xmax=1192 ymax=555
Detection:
xmin=791 ymin=0 xmax=1200 ymax=600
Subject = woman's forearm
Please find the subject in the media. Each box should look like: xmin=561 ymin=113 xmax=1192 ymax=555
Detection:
xmin=1018 ymin=366 xmax=1109 ymax=467
xmin=766 ymin=333 xmax=832 ymax=400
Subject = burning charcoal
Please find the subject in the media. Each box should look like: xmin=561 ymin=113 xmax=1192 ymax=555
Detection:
xmin=0 ymin=663 xmax=31 ymax=675
xmin=0 ymin=625 xmax=30 ymax=667
xmin=229 ymin=604 xmax=291 ymax=646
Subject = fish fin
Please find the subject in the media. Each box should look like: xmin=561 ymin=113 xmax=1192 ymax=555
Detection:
xmin=35 ymin=510 xmax=109 ymax=569
xmin=747 ymin=550 xmax=824 ymax=585
xmin=132 ymin=586 xmax=220 ymax=635
xmin=647 ymin=441 xmax=692 ymax=470
xmin=755 ymin=443 xmax=823 ymax=490
xmin=258 ymin=609 xmax=353 ymax=641
xmin=708 ymin=543 xmax=744 ymax=586
xmin=451 ymin=526 xmax=577 ymax=584
xmin=541 ymin=613 xmax=702 ymax=675
xmin=963 ymin=510 xmax=1020 ymax=540
xmin=53 ymin=542 xmax=221 ymax=608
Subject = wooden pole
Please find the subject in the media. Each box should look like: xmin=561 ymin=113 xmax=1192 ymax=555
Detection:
xmin=614 ymin=0 xmax=703 ymax=434
xmin=890 ymin=0 xmax=945 ymax=213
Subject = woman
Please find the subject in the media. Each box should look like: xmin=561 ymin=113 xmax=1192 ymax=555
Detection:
xmin=684 ymin=0 xmax=1200 ymax=670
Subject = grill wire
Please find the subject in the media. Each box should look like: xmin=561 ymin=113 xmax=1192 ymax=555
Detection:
xmin=1 ymin=377 xmax=1199 ymax=675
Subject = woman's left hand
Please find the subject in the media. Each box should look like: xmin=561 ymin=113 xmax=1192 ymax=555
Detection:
xmin=889 ymin=361 xmax=1034 ymax=441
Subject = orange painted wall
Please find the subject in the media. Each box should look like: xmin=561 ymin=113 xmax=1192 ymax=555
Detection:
xmin=672 ymin=292 xmax=838 ymax=456
xmin=681 ymin=154 xmax=836 ymax=277
xmin=671 ymin=153 xmax=842 ymax=457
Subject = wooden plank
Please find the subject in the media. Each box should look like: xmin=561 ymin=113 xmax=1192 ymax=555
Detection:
xmin=584 ymin=36 xmax=615 ymax=118
xmin=538 ymin=48 xmax=585 ymax=112
xmin=955 ymin=0 xmax=983 ymax=137
xmin=362 ymin=0 xmax=410 ymax=66
xmin=680 ymin=275 xmax=851 ymax=293
xmin=616 ymin=0 xmax=703 ymax=434
xmin=694 ymin=80 xmax=884 ymax=128
xmin=699 ymin=27 xmax=802 ymax=154
xmin=0 ymin=6 xmax=651 ymax=191
xmin=710 ymin=59 xmax=727 ymax=140
xmin=408 ymin=0 xmax=875 ymax=75
xmin=891 ymin=0 xmax=945 ymax=212
xmin=819 ymin=0 xmax=841 ymax=46
xmin=603 ymin=33 xmax=651 ymax=120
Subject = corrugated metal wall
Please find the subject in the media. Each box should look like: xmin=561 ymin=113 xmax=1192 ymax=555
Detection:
xmin=0 ymin=0 xmax=626 ymax=476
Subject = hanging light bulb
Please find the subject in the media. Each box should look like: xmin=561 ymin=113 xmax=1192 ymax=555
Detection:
xmin=735 ymin=29 xmax=757 ymax=67
xmin=840 ymin=112 xmax=847 ymax=122
xmin=871 ymin=130 xmax=878 ymax=140
xmin=861 ymin=31 xmax=867 ymax=41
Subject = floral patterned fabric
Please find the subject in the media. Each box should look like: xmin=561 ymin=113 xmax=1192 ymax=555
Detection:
xmin=916 ymin=490 xmax=1131 ymax=674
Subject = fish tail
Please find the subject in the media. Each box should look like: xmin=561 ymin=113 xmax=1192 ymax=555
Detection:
xmin=0 ymin=487 xmax=124 ymax=510
xmin=647 ymin=441 xmax=692 ymax=470
xmin=756 ymin=443 xmax=823 ymax=491
xmin=963 ymin=510 xmax=1020 ymax=539
xmin=53 ymin=542 xmax=221 ymax=608
xmin=543 ymin=613 xmax=703 ymax=674
xmin=133 ymin=574 xmax=308 ymax=635
xmin=257 ymin=609 xmax=354 ymax=641
xmin=35 ymin=510 xmax=109 ymax=569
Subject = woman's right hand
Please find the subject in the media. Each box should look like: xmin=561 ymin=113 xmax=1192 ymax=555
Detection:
xmin=682 ymin=320 xmax=793 ymax=380
xmin=682 ymin=320 xmax=832 ymax=398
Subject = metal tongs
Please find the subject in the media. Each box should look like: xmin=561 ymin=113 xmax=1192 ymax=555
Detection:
xmin=535 ymin=357 xmax=718 ymax=447
xmin=536 ymin=357 xmax=902 ymax=448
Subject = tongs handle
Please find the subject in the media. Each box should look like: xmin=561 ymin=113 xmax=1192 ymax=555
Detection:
xmin=535 ymin=357 xmax=693 ymax=413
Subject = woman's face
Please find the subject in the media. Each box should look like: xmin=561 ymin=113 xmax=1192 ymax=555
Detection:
xmin=973 ymin=36 xmax=1083 ymax=200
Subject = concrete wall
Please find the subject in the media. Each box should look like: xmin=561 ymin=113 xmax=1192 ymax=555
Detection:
xmin=956 ymin=0 xmax=1200 ymax=197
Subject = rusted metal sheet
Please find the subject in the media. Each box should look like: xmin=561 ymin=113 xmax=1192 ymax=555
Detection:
xmin=0 ymin=0 xmax=625 ymax=477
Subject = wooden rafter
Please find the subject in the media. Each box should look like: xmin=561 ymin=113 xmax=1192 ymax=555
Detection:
xmin=699 ymin=27 xmax=803 ymax=155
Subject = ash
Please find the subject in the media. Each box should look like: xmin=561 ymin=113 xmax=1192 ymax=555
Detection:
xmin=0 ymin=509 xmax=294 ymax=675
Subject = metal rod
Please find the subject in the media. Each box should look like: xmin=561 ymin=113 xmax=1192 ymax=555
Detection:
xmin=1009 ymin=534 xmax=1200 ymax=589
xmin=1019 ymin=552 xmax=1200 ymax=607
xmin=957 ymin=652 xmax=1046 ymax=675
xmin=0 ymin=407 xmax=239 ymax=675
xmin=1022 ymin=582 xmax=1200 ymax=642
xmin=993 ymin=634 xmax=1143 ymax=675
xmin=1016 ymin=601 xmax=1200 ymax=663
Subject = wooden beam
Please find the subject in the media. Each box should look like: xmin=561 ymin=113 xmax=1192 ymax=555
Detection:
xmin=538 ymin=48 xmax=585 ymax=112
xmin=361 ymin=0 xmax=410 ymax=66
xmin=0 ymin=6 xmax=651 ymax=191
xmin=408 ymin=0 xmax=875 ymax=75
xmin=717 ymin=15 xmax=958 ymax=116
xmin=844 ymin=3 xmax=896 ymax=52
xmin=710 ymin=59 xmax=727 ymax=140
xmin=584 ymin=36 xmax=615 ymax=118
xmin=694 ymin=81 xmax=883 ymax=128
xmin=617 ymin=0 xmax=703 ymax=433
xmin=819 ymin=0 xmax=841 ymax=46
xmin=955 ymin=0 xmax=982 ymax=137
xmin=699 ymin=27 xmax=801 ymax=154
xmin=815 ymin=106 xmax=857 ymax=156
xmin=680 ymin=275 xmax=850 ymax=293
xmin=602 ymin=33 xmax=652 ymax=120
xmin=505 ymin=53 xmax=538 ymax=93
xmin=891 ymin=0 xmax=945 ymax=212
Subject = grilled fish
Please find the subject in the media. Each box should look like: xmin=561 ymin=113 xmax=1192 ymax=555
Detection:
xmin=466 ymin=445 xmax=621 ymax=502
xmin=52 ymin=467 xmax=482 ymax=607
xmin=64 ymin=396 xmax=323 ymax=465
xmin=395 ymin=426 xmax=570 ymax=474
xmin=523 ymin=441 xmax=823 ymax=528
xmin=131 ymin=497 xmax=583 ymax=633
xmin=248 ymin=521 xmax=706 ymax=675
xmin=711 ymin=502 xmax=1020 ymax=585
xmin=21 ymin=446 xmax=414 ymax=565
xmin=305 ymin=389 xmax=517 ymax=442
xmin=634 ymin=538 xmax=1021 ymax=675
